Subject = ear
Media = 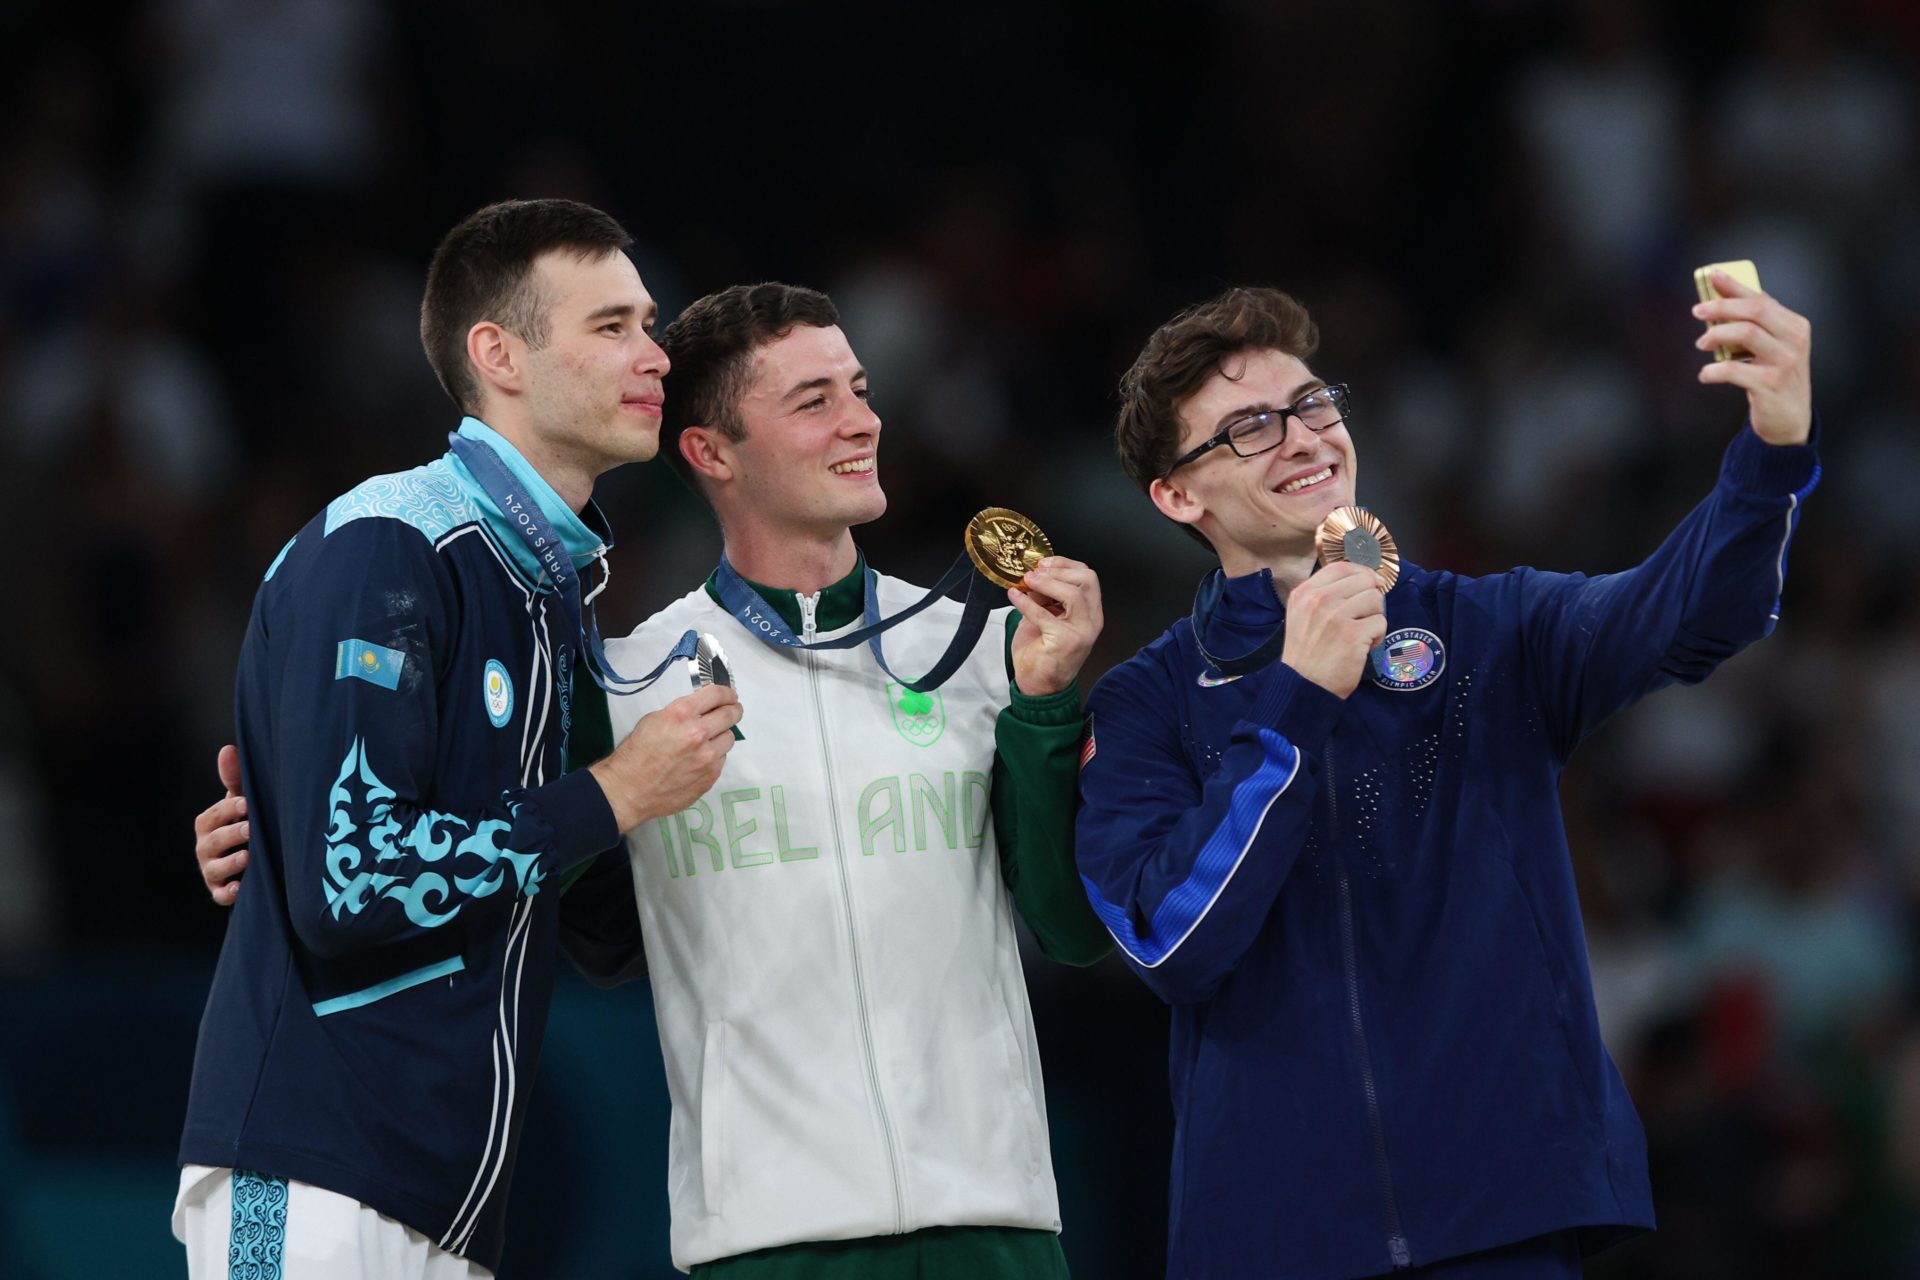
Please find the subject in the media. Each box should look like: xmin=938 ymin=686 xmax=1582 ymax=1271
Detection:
xmin=1149 ymin=474 xmax=1206 ymax=530
xmin=466 ymin=321 xmax=521 ymax=399
xmin=678 ymin=425 xmax=736 ymax=484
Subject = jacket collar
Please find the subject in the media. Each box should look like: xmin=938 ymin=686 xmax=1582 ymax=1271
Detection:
xmin=447 ymin=416 xmax=608 ymax=584
xmin=704 ymin=551 xmax=868 ymax=635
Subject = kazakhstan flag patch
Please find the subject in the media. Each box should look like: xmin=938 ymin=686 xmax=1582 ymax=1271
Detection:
xmin=336 ymin=639 xmax=406 ymax=690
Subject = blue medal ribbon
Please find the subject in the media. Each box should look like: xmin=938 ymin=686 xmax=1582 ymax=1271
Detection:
xmin=710 ymin=552 xmax=996 ymax=693
xmin=1188 ymin=568 xmax=1291 ymax=679
xmin=449 ymin=432 xmax=696 ymax=694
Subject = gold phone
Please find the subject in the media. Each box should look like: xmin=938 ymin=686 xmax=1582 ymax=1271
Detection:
xmin=1694 ymin=259 xmax=1761 ymax=362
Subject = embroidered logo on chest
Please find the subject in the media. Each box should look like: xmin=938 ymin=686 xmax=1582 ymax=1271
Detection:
xmin=885 ymin=682 xmax=946 ymax=747
xmin=1369 ymin=628 xmax=1445 ymax=692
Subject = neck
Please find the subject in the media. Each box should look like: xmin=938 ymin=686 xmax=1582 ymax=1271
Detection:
xmin=482 ymin=410 xmax=596 ymax=513
xmin=723 ymin=523 xmax=859 ymax=594
xmin=1218 ymin=542 xmax=1318 ymax=602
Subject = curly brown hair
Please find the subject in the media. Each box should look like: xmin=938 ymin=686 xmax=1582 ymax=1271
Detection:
xmin=1115 ymin=288 xmax=1321 ymax=545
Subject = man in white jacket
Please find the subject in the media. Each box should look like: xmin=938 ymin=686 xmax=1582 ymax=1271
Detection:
xmin=600 ymin=282 xmax=1107 ymax=1277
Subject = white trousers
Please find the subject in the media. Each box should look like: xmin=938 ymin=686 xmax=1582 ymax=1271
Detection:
xmin=173 ymin=1165 xmax=495 ymax=1280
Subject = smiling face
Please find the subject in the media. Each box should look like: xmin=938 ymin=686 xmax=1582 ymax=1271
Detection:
xmin=718 ymin=323 xmax=886 ymax=541
xmin=513 ymin=248 xmax=669 ymax=473
xmin=1150 ymin=348 xmax=1358 ymax=575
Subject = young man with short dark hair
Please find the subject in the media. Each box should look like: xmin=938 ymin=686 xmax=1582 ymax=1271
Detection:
xmin=1076 ymin=277 xmax=1819 ymax=1278
xmin=602 ymin=281 xmax=1111 ymax=1277
xmin=175 ymin=198 xmax=740 ymax=1278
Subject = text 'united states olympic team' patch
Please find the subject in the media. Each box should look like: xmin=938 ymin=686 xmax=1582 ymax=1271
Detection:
xmin=1369 ymin=628 xmax=1445 ymax=692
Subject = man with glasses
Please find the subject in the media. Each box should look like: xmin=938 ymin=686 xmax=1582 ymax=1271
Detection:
xmin=1075 ymin=280 xmax=1818 ymax=1277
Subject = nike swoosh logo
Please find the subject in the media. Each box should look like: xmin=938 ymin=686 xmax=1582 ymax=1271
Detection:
xmin=1196 ymin=670 xmax=1244 ymax=687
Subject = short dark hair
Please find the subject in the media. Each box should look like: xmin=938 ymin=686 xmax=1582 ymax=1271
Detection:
xmin=656 ymin=282 xmax=840 ymax=496
xmin=419 ymin=198 xmax=634 ymax=412
xmin=1115 ymin=287 xmax=1321 ymax=548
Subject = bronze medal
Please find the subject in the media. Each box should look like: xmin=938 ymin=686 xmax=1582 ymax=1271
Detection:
xmin=1316 ymin=506 xmax=1400 ymax=592
xmin=965 ymin=507 xmax=1054 ymax=590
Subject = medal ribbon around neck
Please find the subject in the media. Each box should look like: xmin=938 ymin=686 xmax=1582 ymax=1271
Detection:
xmin=1191 ymin=506 xmax=1400 ymax=680
xmin=1188 ymin=568 xmax=1294 ymax=678
xmin=450 ymin=433 xmax=696 ymax=694
xmin=710 ymin=552 xmax=995 ymax=694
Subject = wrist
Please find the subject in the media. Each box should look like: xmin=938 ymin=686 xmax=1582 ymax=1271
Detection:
xmin=1015 ymin=672 xmax=1065 ymax=698
xmin=1750 ymin=415 xmax=1811 ymax=447
xmin=1009 ymin=675 xmax=1082 ymax=721
xmin=586 ymin=758 xmax=643 ymax=833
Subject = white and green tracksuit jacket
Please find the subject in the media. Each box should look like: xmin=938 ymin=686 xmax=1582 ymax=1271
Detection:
xmin=602 ymin=562 xmax=1103 ymax=1273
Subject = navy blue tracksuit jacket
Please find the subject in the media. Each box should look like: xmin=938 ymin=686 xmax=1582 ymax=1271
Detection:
xmin=1075 ymin=424 xmax=1819 ymax=1279
xmin=179 ymin=419 xmax=635 ymax=1271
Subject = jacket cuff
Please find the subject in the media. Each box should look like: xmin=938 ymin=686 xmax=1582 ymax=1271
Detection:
xmin=1007 ymin=678 xmax=1084 ymax=726
xmin=1723 ymin=416 xmax=1821 ymax=499
xmin=516 ymin=767 xmax=620 ymax=878
xmin=1250 ymin=663 xmax=1348 ymax=752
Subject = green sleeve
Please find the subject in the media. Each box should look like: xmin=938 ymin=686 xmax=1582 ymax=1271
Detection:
xmin=993 ymin=613 xmax=1112 ymax=966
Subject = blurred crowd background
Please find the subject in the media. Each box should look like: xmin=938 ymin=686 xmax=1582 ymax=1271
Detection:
xmin=5 ymin=0 xmax=1920 ymax=1275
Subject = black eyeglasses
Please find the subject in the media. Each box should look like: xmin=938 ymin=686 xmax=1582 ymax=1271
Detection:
xmin=1162 ymin=383 xmax=1351 ymax=477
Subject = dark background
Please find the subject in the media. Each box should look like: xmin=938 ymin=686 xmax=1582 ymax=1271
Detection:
xmin=5 ymin=0 xmax=1920 ymax=1276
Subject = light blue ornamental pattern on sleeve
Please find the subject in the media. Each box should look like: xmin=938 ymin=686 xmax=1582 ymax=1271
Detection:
xmin=1082 ymin=727 xmax=1303 ymax=968
xmin=322 ymin=737 xmax=546 ymax=928
xmin=324 ymin=457 xmax=484 ymax=541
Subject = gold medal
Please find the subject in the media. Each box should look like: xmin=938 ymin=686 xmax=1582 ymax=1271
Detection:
xmin=965 ymin=507 xmax=1054 ymax=590
xmin=1316 ymin=506 xmax=1400 ymax=591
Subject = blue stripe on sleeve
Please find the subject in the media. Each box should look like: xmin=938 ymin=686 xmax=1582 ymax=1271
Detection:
xmin=1083 ymin=729 xmax=1302 ymax=969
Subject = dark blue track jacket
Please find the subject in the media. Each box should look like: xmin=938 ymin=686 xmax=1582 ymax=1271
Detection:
xmin=1075 ymin=424 xmax=1819 ymax=1279
xmin=179 ymin=420 xmax=636 ymax=1271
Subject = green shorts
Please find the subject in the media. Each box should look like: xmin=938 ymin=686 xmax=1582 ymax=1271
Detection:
xmin=691 ymin=1225 xmax=1070 ymax=1280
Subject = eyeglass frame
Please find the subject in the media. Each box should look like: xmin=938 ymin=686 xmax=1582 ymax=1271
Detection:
xmin=1161 ymin=382 xmax=1352 ymax=478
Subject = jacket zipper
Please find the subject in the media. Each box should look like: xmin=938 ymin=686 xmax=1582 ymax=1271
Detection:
xmin=800 ymin=592 xmax=908 ymax=1232
xmin=1327 ymin=739 xmax=1412 ymax=1269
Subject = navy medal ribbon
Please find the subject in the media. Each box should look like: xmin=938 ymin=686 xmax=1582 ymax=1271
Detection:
xmin=1188 ymin=568 xmax=1291 ymax=679
xmin=710 ymin=552 xmax=997 ymax=694
xmin=449 ymin=432 xmax=696 ymax=694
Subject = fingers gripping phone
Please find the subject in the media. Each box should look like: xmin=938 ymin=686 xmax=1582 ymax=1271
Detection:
xmin=1694 ymin=259 xmax=1761 ymax=362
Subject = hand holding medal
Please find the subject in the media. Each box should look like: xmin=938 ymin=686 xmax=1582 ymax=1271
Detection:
xmin=1315 ymin=506 xmax=1399 ymax=592
xmin=968 ymin=508 xmax=1104 ymax=697
xmin=1187 ymin=506 xmax=1399 ymax=689
xmin=965 ymin=508 xmax=1053 ymax=590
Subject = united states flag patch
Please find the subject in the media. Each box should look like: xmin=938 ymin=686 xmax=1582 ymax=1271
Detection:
xmin=1079 ymin=716 xmax=1096 ymax=771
